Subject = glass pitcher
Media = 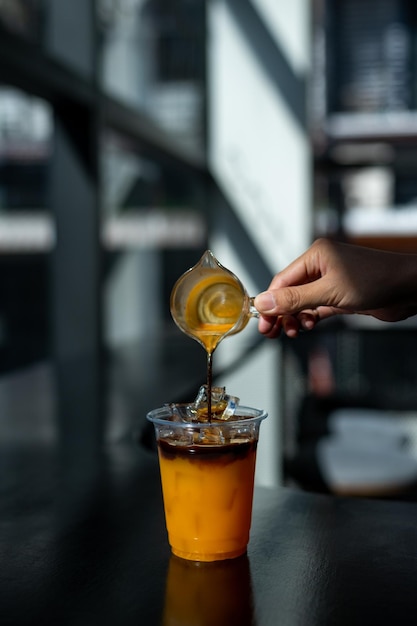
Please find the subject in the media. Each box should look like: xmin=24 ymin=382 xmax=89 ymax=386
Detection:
xmin=170 ymin=250 xmax=259 ymax=354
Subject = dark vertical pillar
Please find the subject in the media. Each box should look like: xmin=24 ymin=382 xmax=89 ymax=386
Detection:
xmin=47 ymin=1 xmax=104 ymax=481
xmin=45 ymin=0 xmax=95 ymax=77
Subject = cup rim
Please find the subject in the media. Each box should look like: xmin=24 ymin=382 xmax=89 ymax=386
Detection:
xmin=146 ymin=404 xmax=268 ymax=428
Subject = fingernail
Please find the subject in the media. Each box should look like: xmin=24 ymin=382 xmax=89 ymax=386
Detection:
xmin=300 ymin=317 xmax=314 ymax=330
xmin=255 ymin=291 xmax=276 ymax=313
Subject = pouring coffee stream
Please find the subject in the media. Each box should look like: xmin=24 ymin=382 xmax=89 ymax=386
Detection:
xmin=170 ymin=250 xmax=259 ymax=420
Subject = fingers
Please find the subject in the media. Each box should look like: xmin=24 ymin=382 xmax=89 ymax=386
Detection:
xmin=255 ymin=276 xmax=336 ymax=317
xmin=254 ymin=285 xmax=313 ymax=316
xmin=254 ymin=291 xmax=276 ymax=313
xmin=257 ymin=311 xmax=321 ymax=339
xmin=257 ymin=314 xmax=283 ymax=338
xmin=254 ymin=238 xmax=342 ymax=339
xmin=282 ymin=315 xmax=303 ymax=338
xmin=266 ymin=238 xmax=326 ymax=291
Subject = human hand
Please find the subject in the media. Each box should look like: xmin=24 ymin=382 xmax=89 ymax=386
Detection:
xmin=254 ymin=238 xmax=417 ymax=338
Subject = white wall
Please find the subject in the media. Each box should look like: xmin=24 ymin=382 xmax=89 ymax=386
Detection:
xmin=207 ymin=0 xmax=312 ymax=486
xmin=208 ymin=0 xmax=312 ymax=273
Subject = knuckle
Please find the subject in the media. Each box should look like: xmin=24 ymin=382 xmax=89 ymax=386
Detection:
xmin=314 ymin=237 xmax=333 ymax=253
xmin=283 ymin=287 xmax=302 ymax=312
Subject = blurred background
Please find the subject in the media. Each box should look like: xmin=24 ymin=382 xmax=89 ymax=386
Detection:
xmin=2 ymin=0 xmax=417 ymax=498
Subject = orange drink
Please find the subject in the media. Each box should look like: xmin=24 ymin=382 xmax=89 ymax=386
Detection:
xmin=147 ymin=405 xmax=267 ymax=562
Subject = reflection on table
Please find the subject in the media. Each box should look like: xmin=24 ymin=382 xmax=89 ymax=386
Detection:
xmin=162 ymin=554 xmax=254 ymax=626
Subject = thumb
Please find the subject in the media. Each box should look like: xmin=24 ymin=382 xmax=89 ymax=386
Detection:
xmin=255 ymin=282 xmax=330 ymax=315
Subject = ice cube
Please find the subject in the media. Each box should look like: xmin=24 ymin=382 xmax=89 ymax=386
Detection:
xmin=167 ymin=403 xmax=195 ymax=423
xmin=192 ymin=384 xmax=240 ymax=421
xmin=194 ymin=426 xmax=225 ymax=445
xmin=194 ymin=385 xmax=226 ymax=408
xmin=216 ymin=394 xmax=240 ymax=421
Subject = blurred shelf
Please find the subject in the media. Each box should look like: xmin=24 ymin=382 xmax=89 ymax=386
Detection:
xmin=325 ymin=111 xmax=417 ymax=143
xmin=345 ymin=234 xmax=417 ymax=253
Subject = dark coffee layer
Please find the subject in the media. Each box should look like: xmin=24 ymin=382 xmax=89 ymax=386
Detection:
xmin=158 ymin=438 xmax=257 ymax=463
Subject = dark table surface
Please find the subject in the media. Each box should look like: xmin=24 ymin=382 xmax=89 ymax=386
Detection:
xmin=1 ymin=363 xmax=417 ymax=625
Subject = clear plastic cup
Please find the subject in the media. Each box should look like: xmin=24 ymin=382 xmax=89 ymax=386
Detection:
xmin=147 ymin=404 xmax=267 ymax=562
